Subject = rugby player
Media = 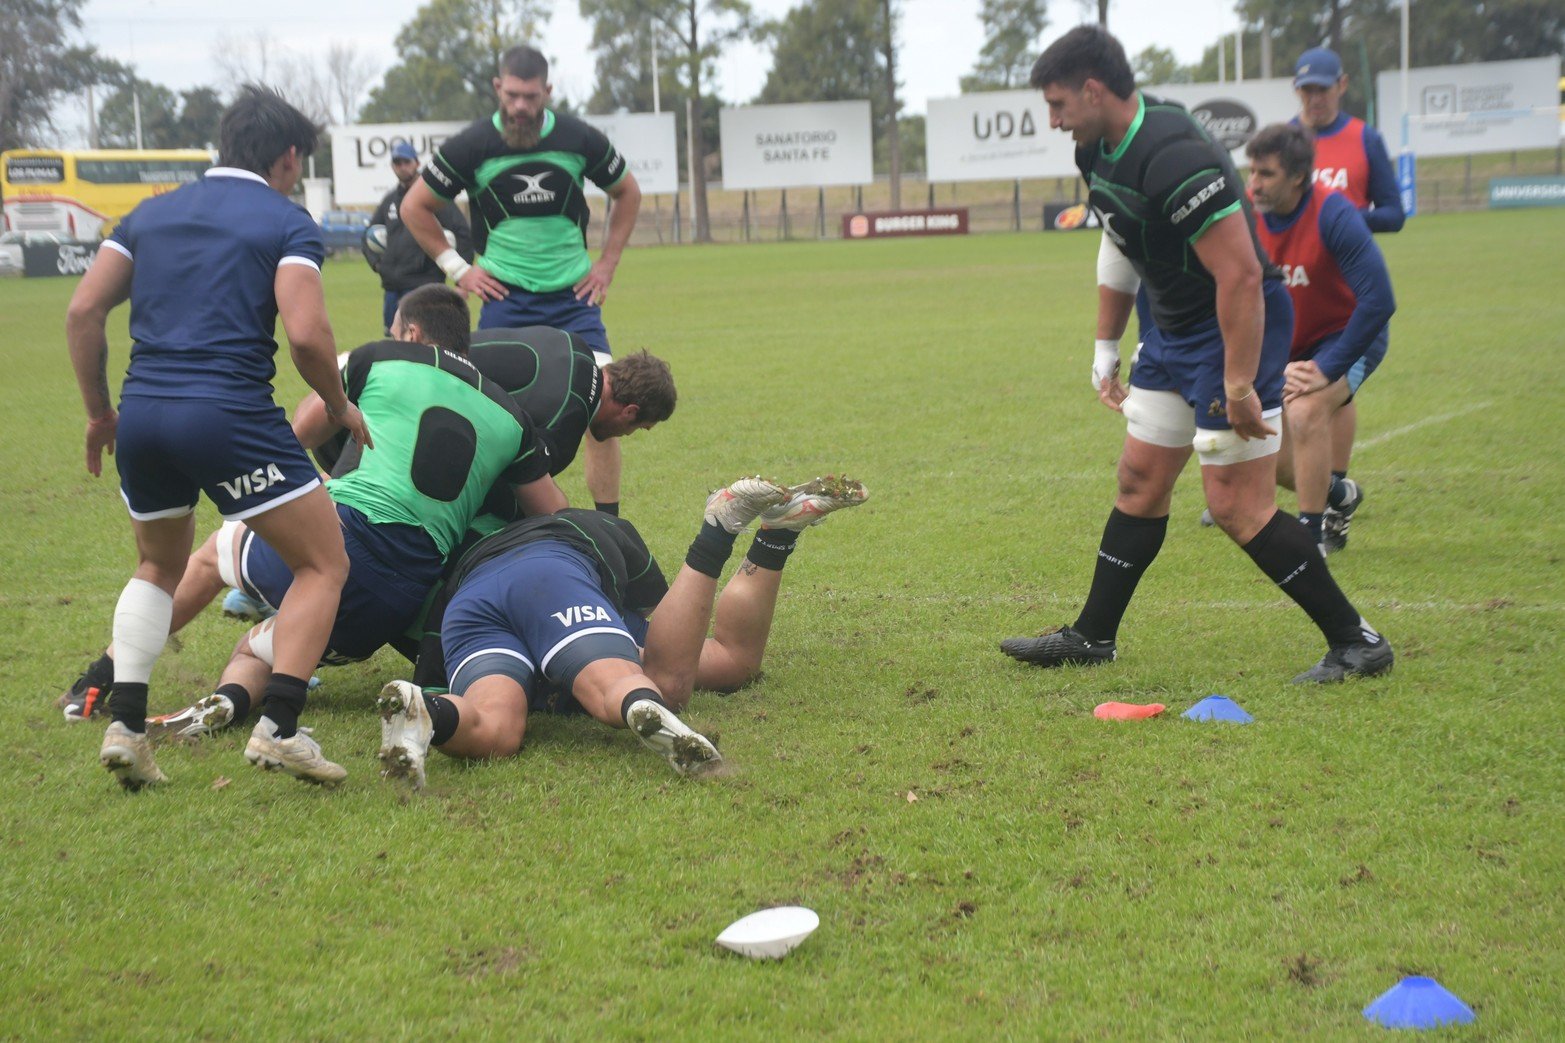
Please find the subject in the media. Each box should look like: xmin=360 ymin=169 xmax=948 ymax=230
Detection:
xmin=999 ymin=26 xmax=1392 ymax=684
xmin=72 ymin=286 xmax=569 ymax=785
xmin=1247 ymin=123 xmax=1395 ymax=548
xmin=66 ymin=87 xmax=372 ymax=791
xmin=373 ymin=475 xmax=869 ymax=788
xmin=1293 ymin=46 xmax=1405 ymax=550
xmin=400 ymin=44 xmax=643 ymax=518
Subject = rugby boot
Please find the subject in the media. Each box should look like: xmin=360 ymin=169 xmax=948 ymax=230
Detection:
xmin=704 ymin=477 xmax=790 ymax=533
xmin=100 ymin=722 xmax=167 ymax=791
xmin=145 ymin=693 xmax=235 ymax=743
xmin=625 ymin=700 xmax=722 ymax=777
xmin=221 ymin=588 xmax=274 ymax=622
xmin=758 ymin=475 xmax=870 ymax=531
xmin=1292 ymin=636 xmax=1394 ymax=683
xmin=376 ymin=681 xmax=434 ymax=791
xmin=60 ymin=655 xmax=113 ymax=721
xmin=1199 ymin=507 xmax=1217 ymax=527
xmin=1321 ymin=478 xmax=1364 ymax=554
xmin=1000 ymin=625 xmax=1117 ymax=667
xmin=244 ymin=719 xmax=346 ymax=787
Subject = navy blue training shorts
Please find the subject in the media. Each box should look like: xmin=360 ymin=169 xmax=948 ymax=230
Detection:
xmin=478 ymin=286 xmax=610 ymax=359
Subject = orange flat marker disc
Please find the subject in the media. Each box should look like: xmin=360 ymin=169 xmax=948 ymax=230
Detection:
xmin=1093 ymin=701 xmax=1166 ymax=720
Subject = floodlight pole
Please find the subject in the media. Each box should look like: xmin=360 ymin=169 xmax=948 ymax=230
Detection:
xmin=1399 ymin=0 xmax=1411 ymax=150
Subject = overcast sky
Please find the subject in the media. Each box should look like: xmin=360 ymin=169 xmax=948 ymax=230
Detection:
xmin=62 ymin=0 xmax=1248 ymax=139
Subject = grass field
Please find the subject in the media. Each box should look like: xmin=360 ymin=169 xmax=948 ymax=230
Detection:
xmin=1 ymin=212 xmax=1562 ymax=1039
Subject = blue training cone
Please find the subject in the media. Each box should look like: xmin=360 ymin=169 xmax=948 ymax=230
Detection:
xmin=1182 ymin=695 xmax=1253 ymax=723
xmin=1363 ymin=976 xmax=1475 ymax=1029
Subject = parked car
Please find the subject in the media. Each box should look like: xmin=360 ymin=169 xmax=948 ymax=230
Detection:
xmin=318 ymin=210 xmax=371 ymax=257
xmin=0 ymin=231 xmax=71 ymax=275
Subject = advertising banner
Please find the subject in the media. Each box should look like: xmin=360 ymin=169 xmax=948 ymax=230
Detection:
xmin=925 ymin=79 xmax=1298 ymax=183
xmin=1376 ymin=57 xmax=1561 ymax=157
xmin=842 ymin=208 xmax=969 ymax=238
xmin=580 ymin=112 xmax=680 ymax=196
xmin=1489 ymin=176 xmax=1565 ymax=208
xmin=329 ymin=122 xmax=469 ymax=207
xmin=22 ymin=240 xmax=100 ymax=278
xmin=719 ymin=101 xmax=874 ymax=190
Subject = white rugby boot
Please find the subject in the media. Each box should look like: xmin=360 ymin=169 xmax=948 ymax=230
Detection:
xmin=759 ymin=475 xmax=869 ymax=531
xmin=625 ymin=699 xmax=722 ymax=777
xmin=376 ymin=681 xmax=434 ymax=792
xmin=703 ymin=477 xmax=790 ymax=534
xmin=100 ymin=721 xmax=167 ymax=791
xmin=244 ymin=718 xmax=346 ymax=787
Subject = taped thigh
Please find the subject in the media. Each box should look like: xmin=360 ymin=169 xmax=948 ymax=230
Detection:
xmin=1122 ymin=387 xmax=1196 ymax=449
xmin=1192 ymin=408 xmax=1284 ymax=466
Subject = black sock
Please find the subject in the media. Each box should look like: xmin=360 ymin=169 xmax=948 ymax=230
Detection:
xmin=620 ymin=687 xmax=667 ymax=724
xmin=1299 ymin=511 xmax=1325 ymax=542
xmin=85 ymin=652 xmax=114 ymax=689
xmin=1241 ymin=511 xmax=1366 ymax=646
xmin=594 ymin=501 xmax=620 ymax=517
xmin=1072 ymin=509 xmax=1169 ymax=644
xmin=109 ymin=682 xmax=149 ymax=732
xmin=259 ymin=673 xmax=310 ymax=738
xmin=426 ymin=693 xmax=460 ymax=746
xmin=216 ymin=683 xmax=252 ymax=727
xmin=685 ymin=521 xmax=738 ymax=579
xmin=746 ymin=528 xmax=800 ymax=571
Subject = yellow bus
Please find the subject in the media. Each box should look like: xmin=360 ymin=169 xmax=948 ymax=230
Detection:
xmin=1 ymin=148 xmax=212 ymax=240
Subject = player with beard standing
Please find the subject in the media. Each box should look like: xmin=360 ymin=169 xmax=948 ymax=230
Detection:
xmin=399 ymin=45 xmax=643 ymax=518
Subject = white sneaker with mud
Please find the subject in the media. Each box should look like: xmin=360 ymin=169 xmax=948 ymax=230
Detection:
xmin=100 ymin=721 xmax=167 ymax=791
xmin=625 ymin=700 xmax=722 ymax=777
xmin=145 ymin=694 xmax=234 ymax=743
xmin=759 ymin=475 xmax=870 ymax=531
xmin=377 ymin=681 xmax=434 ymax=791
xmin=704 ymin=477 xmax=790 ymax=534
xmin=244 ymin=718 xmax=346 ymax=786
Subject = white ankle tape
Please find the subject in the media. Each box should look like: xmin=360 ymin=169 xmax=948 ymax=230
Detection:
xmin=112 ymin=578 xmax=174 ymax=684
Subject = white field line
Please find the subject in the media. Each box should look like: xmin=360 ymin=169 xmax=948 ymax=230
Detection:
xmin=1355 ymin=401 xmax=1493 ymax=452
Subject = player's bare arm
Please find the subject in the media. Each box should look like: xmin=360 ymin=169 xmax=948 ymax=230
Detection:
xmin=402 ymin=179 xmax=508 ymax=303
xmin=513 ymin=473 xmax=569 ymax=516
xmin=275 ymin=265 xmax=372 ymax=450
xmin=1192 ymin=212 xmax=1272 ymax=440
xmin=573 ymin=172 xmax=642 ymax=306
xmin=291 ymin=392 xmax=336 ymax=450
xmin=65 ymin=247 xmax=133 ymax=476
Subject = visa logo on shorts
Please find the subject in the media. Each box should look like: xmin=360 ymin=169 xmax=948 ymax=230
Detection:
xmin=219 ymin=464 xmax=287 ymax=500
xmin=1171 ymin=176 xmax=1226 ymax=224
xmin=552 ymin=605 xmax=613 ymax=627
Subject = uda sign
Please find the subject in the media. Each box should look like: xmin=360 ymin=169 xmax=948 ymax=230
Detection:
xmin=925 ymin=90 xmax=1075 ymax=181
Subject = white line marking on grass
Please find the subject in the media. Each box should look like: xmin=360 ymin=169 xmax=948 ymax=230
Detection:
xmin=1356 ymin=401 xmax=1492 ymax=452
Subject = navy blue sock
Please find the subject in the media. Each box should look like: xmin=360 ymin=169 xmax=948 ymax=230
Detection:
xmin=425 ymin=693 xmax=460 ymax=746
xmin=259 ymin=674 xmax=310 ymax=738
xmin=685 ymin=521 xmax=738 ymax=579
xmin=1328 ymin=471 xmax=1350 ymax=508
xmin=215 ymin=683 xmax=252 ymax=727
xmin=1299 ymin=512 xmax=1325 ymax=542
xmin=594 ymin=501 xmax=620 ymax=517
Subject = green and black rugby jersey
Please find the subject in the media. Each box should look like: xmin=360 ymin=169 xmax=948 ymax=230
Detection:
xmin=327 ymin=340 xmax=554 ymax=558
xmin=410 ymin=509 xmax=669 ymax=689
xmin=467 ymin=325 xmax=604 ymax=534
xmin=1076 ymin=93 xmax=1279 ymax=335
xmin=423 ymin=110 xmax=628 ymax=293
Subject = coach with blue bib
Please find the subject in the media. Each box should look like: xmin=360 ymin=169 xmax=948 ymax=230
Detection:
xmin=998 ymin=26 xmax=1392 ymax=684
xmin=399 ymin=43 xmax=643 ymax=518
xmin=364 ymin=141 xmax=472 ymax=333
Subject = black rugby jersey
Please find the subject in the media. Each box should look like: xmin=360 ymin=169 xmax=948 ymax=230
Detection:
xmin=1076 ymin=94 xmax=1278 ymax=334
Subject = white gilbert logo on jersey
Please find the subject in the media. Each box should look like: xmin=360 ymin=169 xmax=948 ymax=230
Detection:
xmin=511 ymin=172 xmax=557 ymax=205
xmin=220 ymin=464 xmax=287 ymax=500
xmin=1171 ymin=176 xmax=1226 ymax=225
xmin=552 ymin=605 xmax=613 ymax=627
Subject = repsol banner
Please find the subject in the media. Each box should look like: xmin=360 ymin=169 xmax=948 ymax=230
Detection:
xmin=329 ymin=121 xmax=469 ymax=206
xmin=23 ymin=240 xmax=100 ymax=278
xmin=719 ymin=101 xmax=874 ymax=190
xmin=842 ymin=208 xmax=969 ymax=239
xmin=1042 ymin=203 xmax=1100 ymax=231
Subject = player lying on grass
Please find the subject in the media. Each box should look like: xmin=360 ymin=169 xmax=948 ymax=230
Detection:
xmin=67 ymin=286 xmax=567 ymax=787
xmin=217 ymin=326 xmax=675 ymax=623
xmin=374 ymin=474 xmax=869 ymax=788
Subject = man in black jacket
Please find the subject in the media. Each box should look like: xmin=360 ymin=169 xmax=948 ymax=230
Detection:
xmin=364 ymin=141 xmax=473 ymax=331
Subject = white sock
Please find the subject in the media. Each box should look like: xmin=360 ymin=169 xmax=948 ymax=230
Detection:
xmin=111 ymin=578 xmax=174 ymax=685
